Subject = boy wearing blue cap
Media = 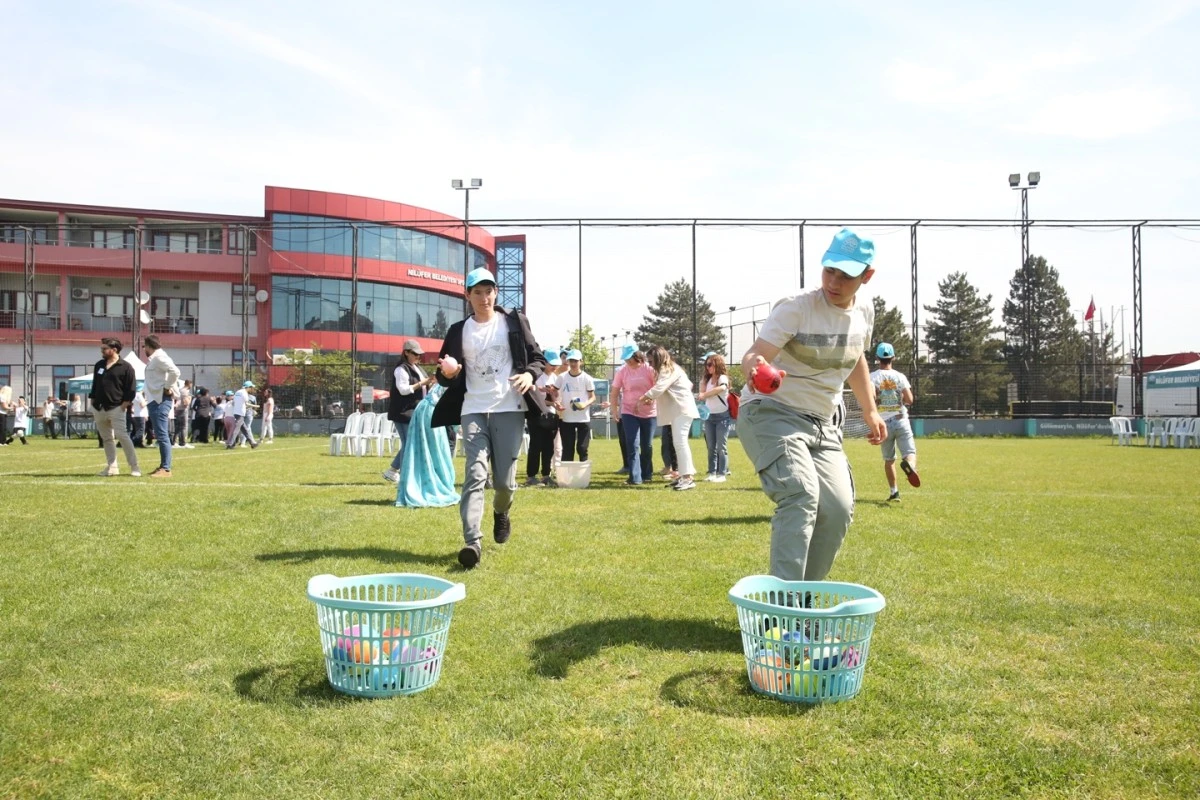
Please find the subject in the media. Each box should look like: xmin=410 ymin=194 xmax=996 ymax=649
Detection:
xmin=738 ymin=228 xmax=887 ymax=583
xmin=226 ymin=380 xmax=260 ymax=449
xmin=558 ymin=348 xmax=596 ymax=463
xmin=433 ymin=268 xmax=548 ymax=569
xmin=869 ymin=342 xmax=919 ymax=501
xmin=525 ymin=349 xmax=563 ymax=486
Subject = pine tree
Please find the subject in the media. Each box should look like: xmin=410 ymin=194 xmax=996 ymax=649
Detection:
xmin=922 ymin=273 xmax=1008 ymax=414
xmin=1002 ymin=256 xmax=1086 ymax=402
xmin=634 ymin=279 xmax=725 ymax=381
xmin=870 ymin=297 xmax=914 ymax=367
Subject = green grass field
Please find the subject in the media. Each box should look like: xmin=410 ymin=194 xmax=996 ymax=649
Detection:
xmin=1 ymin=433 xmax=1198 ymax=799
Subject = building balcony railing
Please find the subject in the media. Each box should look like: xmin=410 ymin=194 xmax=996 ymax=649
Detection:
xmin=0 ymin=311 xmax=61 ymax=329
xmin=63 ymin=313 xmax=199 ymax=334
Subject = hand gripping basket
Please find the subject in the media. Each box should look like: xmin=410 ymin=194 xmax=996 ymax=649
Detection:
xmin=729 ymin=576 xmax=885 ymax=704
xmin=307 ymin=573 xmax=467 ymax=698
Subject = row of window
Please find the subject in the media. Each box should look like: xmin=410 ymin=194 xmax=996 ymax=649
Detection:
xmin=271 ymin=275 xmax=462 ymax=338
xmin=0 ymin=223 xmax=257 ymax=255
xmin=271 ymin=214 xmax=488 ymax=273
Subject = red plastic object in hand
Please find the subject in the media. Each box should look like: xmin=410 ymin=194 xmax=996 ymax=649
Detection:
xmin=751 ymin=364 xmax=785 ymax=394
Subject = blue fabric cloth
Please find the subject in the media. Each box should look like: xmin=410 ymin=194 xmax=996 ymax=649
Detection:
xmin=395 ymin=386 xmax=460 ymax=508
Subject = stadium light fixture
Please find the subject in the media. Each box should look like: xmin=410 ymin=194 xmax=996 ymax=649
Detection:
xmin=1008 ymin=173 xmax=1020 ymax=187
xmin=1027 ymin=171 xmax=1041 ymax=187
xmin=452 ymin=178 xmax=484 ymax=314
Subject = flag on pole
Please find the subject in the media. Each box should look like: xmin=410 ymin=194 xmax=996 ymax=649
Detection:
xmin=1084 ymin=297 xmax=1096 ymax=322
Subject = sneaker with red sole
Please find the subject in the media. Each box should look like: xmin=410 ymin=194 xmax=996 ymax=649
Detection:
xmin=900 ymin=460 xmax=920 ymax=488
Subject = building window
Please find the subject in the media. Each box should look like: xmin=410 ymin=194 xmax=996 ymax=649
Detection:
xmin=0 ymin=366 xmax=10 ymax=388
xmin=91 ymin=229 xmax=134 ymax=249
xmin=91 ymin=294 xmax=134 ymax=318
xmin=1 ymin=224 xmax=58 ymax=245
xmin=232 ymin=350 xmax=258 ymax=365
xmin=147 ymin=228 xmax=221 ymax=254
xmin=227 ymin=228 xmax=257 ymax=255
xmin=232 ymin=284 xmax=257 ymax=316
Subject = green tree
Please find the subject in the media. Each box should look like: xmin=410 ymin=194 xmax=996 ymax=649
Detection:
xmin=870 ymin=296 xmax=914 ymax=367
xmin=275 ymin=347 xmax=378 ymax=415
xmin=562 ymin=325 xmax=610 ymax=377
xmin=428 ymin=310 xmax=449 ymax=340
xmin=923 ymin=273 xmax=1008 ymax=414
xmin=634 ymin=279 xmax=725 ymax=381
xmin=1002 ymin=256 xmax=1086 ymax=402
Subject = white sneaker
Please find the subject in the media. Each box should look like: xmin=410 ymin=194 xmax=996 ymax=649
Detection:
xmin=703 ymin=474 xmax=718 ymax=482
xmin=382 ymin=469 xmax=400 ymax=483
xmin=710 ymin=475 xmax=727 ymax=483
xmin=131 ymin=470 xmax=142 ymax=477
xmin=184 ymin=444 xmax=195 ymax=449
xmin=97 ymin=469 xmax=118 ymax=477
xmin=673 ymin=476 xmax=696 ymax=491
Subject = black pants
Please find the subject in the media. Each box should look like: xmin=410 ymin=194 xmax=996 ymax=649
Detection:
xmin=44 ymin=418 xmax=56 ymax=438
xmin=559 ymin=421 xmax=591 ymax=462
xmin=661 ymin=425 xmax=677 ymax=471
xmin=527 ymin=420 xmax=558 ymax=478
xmin=193 ymin=417 xmax=210 ymax=443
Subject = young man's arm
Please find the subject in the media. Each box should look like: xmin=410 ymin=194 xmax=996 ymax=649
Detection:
xmin=741 ymin=338 xmax=781 ymax=393
xmin=846 ymin=354 xmax=886 ymax=444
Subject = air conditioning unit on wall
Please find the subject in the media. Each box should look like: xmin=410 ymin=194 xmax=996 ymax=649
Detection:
xmin=71 ymin=287 xmax=90 ymax=301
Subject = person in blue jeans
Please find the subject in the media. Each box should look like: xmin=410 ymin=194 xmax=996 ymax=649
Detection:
xmin=141 ymin=335 xmax=181 ymax=477
xmin=697 ymin=353 xmax=732 ymax=481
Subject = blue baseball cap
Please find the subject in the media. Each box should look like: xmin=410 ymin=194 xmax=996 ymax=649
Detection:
xmin=242 ymin=380 xmax=255 ymax=388
xmin=225 ymin=390 xmax=234 ymax=396
xmin=465 ymin=267 xmax=497 ymax=289
xmin=821 ymin=228 xmax=875 ymax=277
xmin=543 ymin=349 xmax=562 ymax=366
xmin=876 ymin=342 xmax=895 ymax=359
xmin=566 ymin=349 xmax=583 ymax=361
xmin=619 ymin=344 xmax=637 ymax=361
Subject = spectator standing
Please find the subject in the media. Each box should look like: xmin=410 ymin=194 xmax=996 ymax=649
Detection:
xmin=131 ymin=390 xmax=148 ymax=446
xmin=141 ymin=334 xmax=181 ymax=477
xmin=43 ymin=396 xmax=57 ymax=439
xmin=525 ymin=349 xmax=562 ymax=486
xmin=609 ymin=345 xmax=658 ymax=485
xmin=383 ymin=340 xmax=436 ymax=483
xmin=697 ymin=354 xmax=732 ymax=482
xmin=174 ymin=379 xmax=194 ymax=447
xmin=192 ymin=388 xmax=213 ymax=444
xmin=11 ymin=396 xmax=30 ymax=445
xmin=260 ymin=388 xmax=275 ymax=443
xmin=432 ymin=268 xmax=547 ymax=569
xmin=89 ymin=337 xmax=141 ymax=476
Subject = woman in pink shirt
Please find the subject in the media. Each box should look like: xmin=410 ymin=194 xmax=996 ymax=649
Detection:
xmin=609 ymin=345 xmax=658 ymax=485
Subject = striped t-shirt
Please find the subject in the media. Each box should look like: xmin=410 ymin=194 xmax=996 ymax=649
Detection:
xmin=742 ymin=288 xmax=874 ymax=421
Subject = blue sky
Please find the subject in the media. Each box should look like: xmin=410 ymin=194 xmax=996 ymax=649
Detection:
xmin=2 ymin=0 xmax=1198 ymax=356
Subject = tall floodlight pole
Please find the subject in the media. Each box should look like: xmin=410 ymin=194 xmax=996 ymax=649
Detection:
xmin=452 ymin=179 xmax=482 ymax=316
xmin=1009 ymin=171 xmax=1040 ymax=402
xmin=21 ymin=227 xmax=35 ymax=401
xmin=728 ymin=305 xmax=736 ymax=360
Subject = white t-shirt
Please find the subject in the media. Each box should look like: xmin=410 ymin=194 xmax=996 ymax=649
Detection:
xmin=212 ymin=401 xmax=225 ymax=420
xmin=703 ymin=375 xmax=730 ymax=414
xmin=133 ymin=394 xmax=149 ymax=419
xmin=460 ymin=314 xmax=525 ymax=416
xmin=231 ymin=388 xmax=249 ymax=416
xmin=869 ymin=368 xmax=910 ymax=421
xmin=529 ymin=372 xmax=560 ymax=416
xmin=558 ymin=370 xmax=596 ymax=423
xmin=14 ymin=406 xmax=28 ymax=429
xmin=742 ymin=288 xmax=874 ymax=421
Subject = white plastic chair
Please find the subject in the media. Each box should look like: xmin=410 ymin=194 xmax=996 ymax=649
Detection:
xmin=360 ymin=414 xmax=392 ymax=457
xmin=1174 ymin=417 xmax=1199 ymax=448
xmin=346 ymin=412 xmax=376 ymax=455
xmin=1109 ymin=417 xmax=1137 ymax=446
xmin=1146 ymin=417 xmax=1173 ymax=448
xmin=329 ymin=411 xmax=361 ymax=455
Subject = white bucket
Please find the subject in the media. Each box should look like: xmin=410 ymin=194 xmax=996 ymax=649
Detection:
xmin=555 ymin=460 xmax=592 ymax=489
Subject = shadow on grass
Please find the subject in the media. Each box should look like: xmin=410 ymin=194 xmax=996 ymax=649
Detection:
xmin=234 ymin=661 xmax=359 ymax=707
xmin=344 ymin=498 xmax=397 ymax=506
xmin=660 ymin=669 xmax=817 ymax=717
xmin=662 ymin=515 xmax=771 ymax=526
xmin=530 ymin=616 xmax=742 ymax=679
xmin=256 ymin=547 xmax=444 ymax=568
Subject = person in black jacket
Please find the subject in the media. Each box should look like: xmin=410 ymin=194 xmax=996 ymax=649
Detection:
xmin=382 ymin=339 xmax=436 ymax=483
xmin=89 ymin=337 xmax=142 ymax=477
xmin=432 ymin=268 xmax=547 ymax=569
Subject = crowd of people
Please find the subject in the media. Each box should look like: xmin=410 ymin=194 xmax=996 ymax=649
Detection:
xmin=4 ymin=228 xmax=923 ymax=584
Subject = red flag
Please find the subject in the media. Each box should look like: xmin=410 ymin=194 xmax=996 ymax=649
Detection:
xmin=1084 ymin=297 xmax=1096 ymax=322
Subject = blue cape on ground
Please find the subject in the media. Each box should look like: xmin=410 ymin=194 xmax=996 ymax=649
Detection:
xmin=395 ymin=385 xmax=460 ymax=508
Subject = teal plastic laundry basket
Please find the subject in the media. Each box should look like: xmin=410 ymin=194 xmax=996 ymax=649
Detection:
xmin=729 ymin=576 xmax=885 ymax=704
xmin=307 ymin=573 xmax=466 ymax=698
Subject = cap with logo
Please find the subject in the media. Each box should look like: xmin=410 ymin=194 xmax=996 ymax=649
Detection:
xmin=820 ymin=228 xmax=875 ymax=277
xmin=465 ymin=267 xmax=497 ymax=289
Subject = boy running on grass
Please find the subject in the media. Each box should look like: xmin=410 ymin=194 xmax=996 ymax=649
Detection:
xmin=869 ymin=342 xmax=920 ymax=501
xmin=738 ymin=228 xmax=886 ymax=582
